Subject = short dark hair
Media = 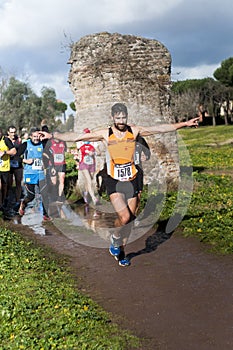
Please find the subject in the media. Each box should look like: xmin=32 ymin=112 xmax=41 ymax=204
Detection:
xmin=42 ymin=125 xmax=49 ymax=132
xmin=111 ymin=103 xmax=128 ymax=117
xmin=7 ymin=125 xmax=16 ymax=131
xmin=29 ymin=127 xmax=40 ymax=135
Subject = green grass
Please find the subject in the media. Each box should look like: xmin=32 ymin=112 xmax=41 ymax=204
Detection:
xmin=178 ymin=125 xmax=233 ymax=169
xmin=178 ymin=124 xmax=233 ymax=146
xmin=158 ymin=125 xmax=233 ymax=254
xmin=0 ymin=227 xmax=140 ymax=350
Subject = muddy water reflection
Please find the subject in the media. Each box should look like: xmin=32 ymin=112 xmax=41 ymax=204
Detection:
xmin=18 ymin=198 xmax=153 ymax=248
xmin=59 ymin=202 xmax=118 ymax=247
xmin=73 ymin=203 xmax=117 ymax=229
xmin=19 ymin=198 xmax=118 ymax=247
xmin=20 ymin=205 xmax=46 ymax=236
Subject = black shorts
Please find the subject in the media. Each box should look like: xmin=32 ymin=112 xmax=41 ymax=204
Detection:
xmin=50 ymin=164 xmax=66 ymax=175
xmin=105 ymin=174 xmax=139 ymax=200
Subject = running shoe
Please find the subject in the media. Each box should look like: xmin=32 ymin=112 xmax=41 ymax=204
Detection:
xmin=43 ymin=215 xmax=53 ymax=222
xmin=109 ymin=244 xmax=121 ymax=257
xmin=109 ymin=235 xmax=122 ymax=257
xmin=118 ymin=258 xmax=131 ymax=267
xmin=18 ymin=202 xmax=25 ymax=216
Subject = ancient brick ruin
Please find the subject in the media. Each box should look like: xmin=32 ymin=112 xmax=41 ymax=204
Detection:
xmin=68 ymin=32 xmax=180 ymax=186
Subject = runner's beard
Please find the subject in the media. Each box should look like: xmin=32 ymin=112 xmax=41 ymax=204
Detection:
xmin=114 ymin=123 xmax=127 ymax=131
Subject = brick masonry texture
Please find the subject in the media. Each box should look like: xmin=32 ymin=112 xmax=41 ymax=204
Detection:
xmin=68 ymin=32 xmax=181 ymax=186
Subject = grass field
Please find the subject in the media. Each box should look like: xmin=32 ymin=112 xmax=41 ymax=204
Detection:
xmin=170 ymin=125 xmax=233 ymax=254
xmin=0 ymin=227 xmax=140 ymax=350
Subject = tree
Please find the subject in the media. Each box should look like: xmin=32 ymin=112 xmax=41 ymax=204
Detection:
xmin=0 ymin=67 xmax=8 ymax=102
xmin=0 ymin=77 xmax=36 ymax=131
xmin=171 ymin=77 xmax=233 ymax=125
xmin=40 ymin=87 xmax=58 ymax=125
xmin=213 ymin=57 xmax=233 ymax=87
xmin=213 ymin=58 xmax=233 ymax=124
xmin=171 ymin=79 xmax=210 ymax=122
xmin=56 ymin=100 xmax=68 ymax=122
xmin=0 ymin=70 xmax=76 ymax=133
xmin=70 ymin=101 xmax=76 ymax=111
xmin=65 ymin=114 xmax=74 ymax=131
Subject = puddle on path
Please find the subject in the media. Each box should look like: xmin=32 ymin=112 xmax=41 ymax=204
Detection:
xmin=15 ymin=196 xmax=154 ymax=248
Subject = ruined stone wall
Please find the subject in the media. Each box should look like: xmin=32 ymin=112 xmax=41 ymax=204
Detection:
xmin=68 ymin=32 xmax=180 ymax=186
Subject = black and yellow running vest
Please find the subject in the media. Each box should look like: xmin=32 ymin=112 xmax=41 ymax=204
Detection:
xmin=107 ymin=126 xmax=137 ymax=181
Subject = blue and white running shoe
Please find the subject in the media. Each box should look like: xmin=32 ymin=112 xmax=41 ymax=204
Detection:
xmin=109 ymin=235 xmax=122 ymax=258
xmin=109 ymin=244 xmax=121 ymax=257
xmin=118 ymin=258 xmax=131 ymax=267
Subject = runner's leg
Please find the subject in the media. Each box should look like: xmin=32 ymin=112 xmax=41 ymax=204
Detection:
xmin=81 ymin=168 xmax=97 ymax=204
xmin=14 ymin=168 xmax=23 ymax=203
xmin=57 ymin=171 xmax=65 ymax=197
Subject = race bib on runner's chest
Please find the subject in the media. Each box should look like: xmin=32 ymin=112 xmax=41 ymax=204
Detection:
xmin=114 ymin=163 xmax=133 ymax=181
xmin=54 ymin=153 xmax=64 ymax=164
xmin=32 ymin=158 xmax=43 ymax=170
xmin=83 ymin=155 xmax=94 ymax=165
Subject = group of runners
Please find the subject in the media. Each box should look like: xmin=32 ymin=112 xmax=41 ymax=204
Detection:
xmin=0 ymin=103 xmax=199 ymax=266
xmin=0 ymin=125 xmax=67 ymax=221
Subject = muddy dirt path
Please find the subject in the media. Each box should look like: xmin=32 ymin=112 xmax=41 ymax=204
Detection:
xmin=7 ymin=206 xmax=233 ymax=350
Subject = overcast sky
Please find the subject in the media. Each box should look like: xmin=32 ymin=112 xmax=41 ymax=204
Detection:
xmin=0 ymin=0 xmax=232 ymax=110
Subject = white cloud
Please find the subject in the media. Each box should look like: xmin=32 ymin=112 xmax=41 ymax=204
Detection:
xmin=19 ymin=66 xmax=74 ymax=107
xmin=0 ymin=1 xmax=64 ymax=48
xmin=172 ymin=63 xmax=220 ymax=82
xmin=89 ymin=0 xmax=182 ymax=25
xmin=0 ymin=0 xmax=182 ymax=48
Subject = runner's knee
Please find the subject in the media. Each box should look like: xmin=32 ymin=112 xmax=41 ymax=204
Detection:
xmin=119 ymin=211 xmax=136 ymax=225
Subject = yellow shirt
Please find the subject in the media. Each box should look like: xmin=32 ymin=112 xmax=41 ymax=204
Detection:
xmin=107 ymin=126 xmax=137 ymax=181
xmin=0 ymin=137 xmax=10 ymax=172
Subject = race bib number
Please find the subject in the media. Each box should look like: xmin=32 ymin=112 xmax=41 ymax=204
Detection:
xmin=10 ymin=160 xmax=19 ymax=168
xmin=0 ymin=159 xmax=3 ymax=167
xmin=54 ymin=153 xmax=64 ymax=164
xmin=114 ymin=163 xmax=133 ymax=181
xmin=32 ymin=158 xmax=43 ymax=170
xmin=83 ymin=155 xmax=94 ymax=165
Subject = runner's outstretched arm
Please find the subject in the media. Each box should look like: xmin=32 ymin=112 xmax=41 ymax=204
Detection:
xmin=136 ymin=117 xmax=200 ymax=136
xmin=39 ymin=130 xmax=106 ymax=143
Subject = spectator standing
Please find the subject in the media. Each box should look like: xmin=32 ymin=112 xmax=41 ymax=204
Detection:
xmin=6 ymin=125 xmax=23 ymax=211
xmin=0 ymin=128 xmax=16 ymax=212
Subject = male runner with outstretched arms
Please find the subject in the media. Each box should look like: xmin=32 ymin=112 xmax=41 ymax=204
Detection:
xmin=40 ymin=103 xmax=199 ymax=267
